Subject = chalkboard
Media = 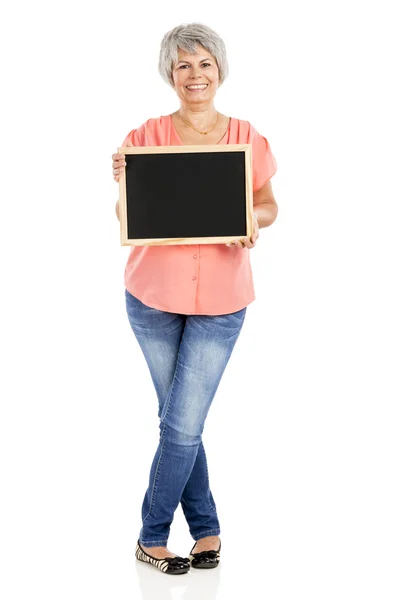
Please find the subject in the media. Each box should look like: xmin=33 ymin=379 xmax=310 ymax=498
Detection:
xmin=117 ymin=144 xmax=254 ymax=246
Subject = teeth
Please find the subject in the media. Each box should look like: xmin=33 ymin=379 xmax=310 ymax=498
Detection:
xmin=186 ymin=84 xmax=208 ymax=89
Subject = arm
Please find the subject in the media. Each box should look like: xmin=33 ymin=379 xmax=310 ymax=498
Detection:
xmin=112 ymin=152 xmax=126 ymax=222
xmin=253 ymin=179 xmax=278 ymax=228
xmin=226 ymin=178 xmax=277 ymax=248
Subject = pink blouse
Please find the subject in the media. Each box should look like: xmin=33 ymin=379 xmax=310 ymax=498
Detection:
xmin=120 ymin=114 xmax=277 ymax=315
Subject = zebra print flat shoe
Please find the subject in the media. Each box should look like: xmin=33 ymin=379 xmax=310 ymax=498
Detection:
xmin=135 ymin=540 xmax=190 ymax=575
xmin=188 ymin=540 xmax=221 ymax=569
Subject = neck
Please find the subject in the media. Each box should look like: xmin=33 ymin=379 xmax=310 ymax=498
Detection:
xmin=176 ymin=105 xmax=218 ymax=130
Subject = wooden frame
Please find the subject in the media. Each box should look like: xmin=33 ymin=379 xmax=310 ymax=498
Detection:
xmin=118 ymin=143 xmax=254 ymax=246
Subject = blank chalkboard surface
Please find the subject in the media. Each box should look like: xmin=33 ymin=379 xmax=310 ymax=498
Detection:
xmin=117 ymin=144 xmax=254 ymax=246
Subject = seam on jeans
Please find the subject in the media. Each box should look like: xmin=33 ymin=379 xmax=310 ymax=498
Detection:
xmin=193 ymin=528 xmax=221 ymax=540
xmin=200 ymin=442 xmax=217 ymax=512
xmin=140 ymin=538 xmax=169 ymax=545
xmin=149 ymin=425 xmax=167 ymax=518
xmin=142 ymin=423 xmax=167 ymax=522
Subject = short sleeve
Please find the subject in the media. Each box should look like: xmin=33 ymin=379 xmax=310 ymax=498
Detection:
xmin=120 ymin=123 xmax=145 ymax=148
xmin=120 ymin=129 xmax=138 ymax=148
xmin=249 ymin=123 xmax=277 ymax=191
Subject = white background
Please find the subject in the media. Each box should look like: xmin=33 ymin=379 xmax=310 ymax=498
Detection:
xmin=1 ymin=1 xmax=399 ymax=598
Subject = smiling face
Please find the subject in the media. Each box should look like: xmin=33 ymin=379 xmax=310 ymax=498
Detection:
xmin=172 ymin=44 xmax=220 ymax=107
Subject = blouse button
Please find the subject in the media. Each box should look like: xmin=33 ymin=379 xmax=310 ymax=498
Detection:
xmin=193 ymin=254 xmax=197 ymax=259
xmin=192 ymin=276 xmax=197 ymax=281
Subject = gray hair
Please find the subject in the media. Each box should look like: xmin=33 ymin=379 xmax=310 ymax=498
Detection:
xmin=158 ymin=23 xmax=229 ymax=88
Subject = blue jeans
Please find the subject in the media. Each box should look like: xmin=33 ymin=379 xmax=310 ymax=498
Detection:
xmin=125 ymin=289 xmax=247 ymax=547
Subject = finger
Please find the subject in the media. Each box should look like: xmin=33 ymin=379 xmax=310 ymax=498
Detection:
xmin=112 ymin=154 xmax=126 ymax=162
xmin=112 ymin=159 xmax=126 ymax=169
xmin=112 ymin=167 xmax=125 ymax=176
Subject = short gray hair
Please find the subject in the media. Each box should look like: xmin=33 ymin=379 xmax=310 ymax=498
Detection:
xmin=158 ymin=23 xmax=229 ymax=88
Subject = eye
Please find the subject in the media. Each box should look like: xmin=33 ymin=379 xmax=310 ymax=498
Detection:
xmin=178 ymin=63 xmax=211 ymax=69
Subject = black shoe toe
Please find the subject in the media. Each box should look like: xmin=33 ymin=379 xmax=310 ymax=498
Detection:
xmin=189 ymin=541 xmax=221 ymax=569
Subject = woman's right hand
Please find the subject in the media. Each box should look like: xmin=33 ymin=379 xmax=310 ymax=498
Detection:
xmin=112 ymin=153 xmax=126 ymax=182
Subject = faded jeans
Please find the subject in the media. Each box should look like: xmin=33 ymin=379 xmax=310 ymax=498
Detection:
xmin=125 ymin=289 xmax=247 ymax=547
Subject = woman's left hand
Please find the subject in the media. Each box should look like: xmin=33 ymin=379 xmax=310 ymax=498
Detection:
xmin=225 ymin=212 xmax=259 ymax=249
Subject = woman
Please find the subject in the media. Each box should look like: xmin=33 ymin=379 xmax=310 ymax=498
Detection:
xmin=112 ymin=22 xmax=278 ymax=575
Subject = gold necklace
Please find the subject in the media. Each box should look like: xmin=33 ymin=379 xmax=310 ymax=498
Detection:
xmin=177 ymin=112 xmax=219 ymax=135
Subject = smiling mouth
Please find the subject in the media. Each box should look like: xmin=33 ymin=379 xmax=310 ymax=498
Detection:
xmin=185 ymin=84 xmax=208 ymax=90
